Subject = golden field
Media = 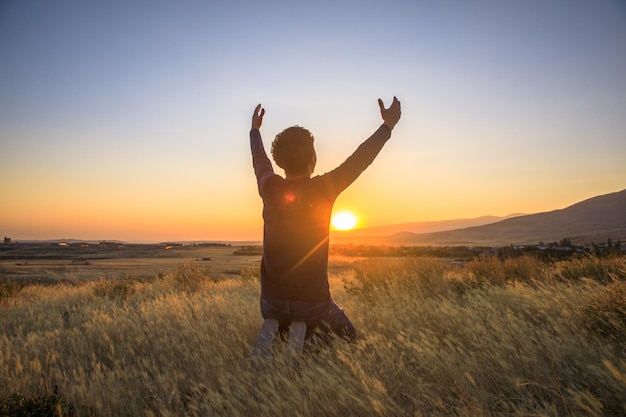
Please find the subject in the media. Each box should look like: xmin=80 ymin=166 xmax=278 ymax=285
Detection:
xmin=1 ymin=251 xmax=625 ymax=417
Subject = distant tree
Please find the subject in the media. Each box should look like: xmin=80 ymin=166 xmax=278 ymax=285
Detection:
xmin=559 ymin=238 xmax=572 ymax=247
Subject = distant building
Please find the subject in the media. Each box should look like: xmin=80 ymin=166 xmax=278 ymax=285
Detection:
xmin=3 ymin=237 xmax=10 ymax=245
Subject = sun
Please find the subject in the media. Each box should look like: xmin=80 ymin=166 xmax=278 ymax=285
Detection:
xmin=331 ymin=211 xmax=358 ymax=231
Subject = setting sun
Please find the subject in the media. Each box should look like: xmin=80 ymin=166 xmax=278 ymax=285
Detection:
xmin=331 ymin=211 xmax=358 ymax=231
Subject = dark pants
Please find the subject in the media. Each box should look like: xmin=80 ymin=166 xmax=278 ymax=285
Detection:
xmin=260 ymin=298 xmax=356 ymax=342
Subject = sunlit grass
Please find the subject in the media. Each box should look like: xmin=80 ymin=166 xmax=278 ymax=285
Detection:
xmin=1 ymin=255 xmax=624 ymax=416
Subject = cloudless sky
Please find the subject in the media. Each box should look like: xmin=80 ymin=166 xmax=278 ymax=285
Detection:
xmin=1 ymin=0 xmax=625 ymax=242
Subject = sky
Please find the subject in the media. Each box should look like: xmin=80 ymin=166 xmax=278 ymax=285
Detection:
xmin=1 ymin=0 xmax=625 ymax=242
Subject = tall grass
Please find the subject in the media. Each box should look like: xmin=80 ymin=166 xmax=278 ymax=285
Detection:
xmin=1 ymin=256 xmax=624 ymax=416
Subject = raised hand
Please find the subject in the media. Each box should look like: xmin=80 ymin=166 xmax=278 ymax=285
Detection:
xmin=252 ymin=104 xmax=265 ymax=130
xmin=378 ymin=97 xmax=401 ymax=130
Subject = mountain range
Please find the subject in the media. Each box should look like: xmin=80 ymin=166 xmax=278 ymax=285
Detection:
xmin=331 ymin=189 xmax=626 ymax=246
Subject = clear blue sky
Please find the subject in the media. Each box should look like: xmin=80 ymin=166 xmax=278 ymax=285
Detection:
xmin=1 ymin=0 xmax=625 ymax=242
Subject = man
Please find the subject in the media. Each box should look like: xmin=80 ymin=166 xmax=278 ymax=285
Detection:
xmin=250 ymin=97 xmax=401 ymax=341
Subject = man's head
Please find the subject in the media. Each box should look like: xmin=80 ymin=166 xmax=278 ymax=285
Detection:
xmin=271 ymin=126 xmax=317 ymax=177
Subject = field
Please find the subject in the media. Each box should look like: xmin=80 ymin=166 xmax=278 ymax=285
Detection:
xmin=1 ymin=246 xmax=625 ymax=417
xmin=0 ymin=244 xmax=263 ymax=284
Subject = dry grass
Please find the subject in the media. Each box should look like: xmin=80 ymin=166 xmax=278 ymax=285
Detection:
xmin=1 ymin=255 xmax=624 ymax=416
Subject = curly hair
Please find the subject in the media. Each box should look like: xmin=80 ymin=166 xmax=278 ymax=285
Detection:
xmin=271 ymin=126 xmax=317 ymax=175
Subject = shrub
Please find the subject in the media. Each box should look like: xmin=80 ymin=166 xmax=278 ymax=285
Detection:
xmin=92 ymin=278 xmax=136 ymax=301
xmin=580 ymin=280 xmax=626 ymax=343
xmin=0 ymin=280 xmax=24 ymax=301
xmin=344 ymin=257 xmax=448 ymax=300
xmin=239 ymin=267 xmax=260 ymax=283
xmin=462 ymin=255 xmax=548 ymax=287
xmin=169 ymin=264 xmax=210 ymax=293
xmin=558 ymin=256 xmax=626 ymax=284
xmin=0 ymin=392 xmax=79 ymax=417
xmin=233 ymin=246 xmax=263 ymax=256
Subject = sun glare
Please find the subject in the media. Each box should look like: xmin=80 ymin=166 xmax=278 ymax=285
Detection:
xmin=331 ymin=211 xmax=358 ymax=231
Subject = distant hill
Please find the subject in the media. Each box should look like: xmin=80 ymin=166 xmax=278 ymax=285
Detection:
xmin=332 ymin=189 xmax=626 ymax=246
xmin=331 ymin=214 xmax=523 ymax=239
xmin=390 ymin=189 xmax=626 ymax=246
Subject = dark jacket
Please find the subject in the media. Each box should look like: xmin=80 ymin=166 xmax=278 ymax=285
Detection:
xmin=250 ymin=125 xmax=391 ymax=302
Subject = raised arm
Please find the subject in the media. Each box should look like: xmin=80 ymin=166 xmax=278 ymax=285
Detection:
xmin=323 ymin=97 xmax=401 ymax=194
xmin=378 ymin=96 xmax=401 ymax=130
xmin=250 ymin=104 xmax=275 ymax=195
xmin=251 ymin=103 xmax=265 ymax=130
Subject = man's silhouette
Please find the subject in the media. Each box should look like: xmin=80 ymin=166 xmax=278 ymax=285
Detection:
xmin=250 ymin=97 xmax=401 ymax=341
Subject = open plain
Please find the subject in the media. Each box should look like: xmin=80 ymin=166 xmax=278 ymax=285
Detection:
xmin=0 ymin=243 xmax=624 ymax=417
xmin=0 ymin=243 xmax=265 ymax=284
